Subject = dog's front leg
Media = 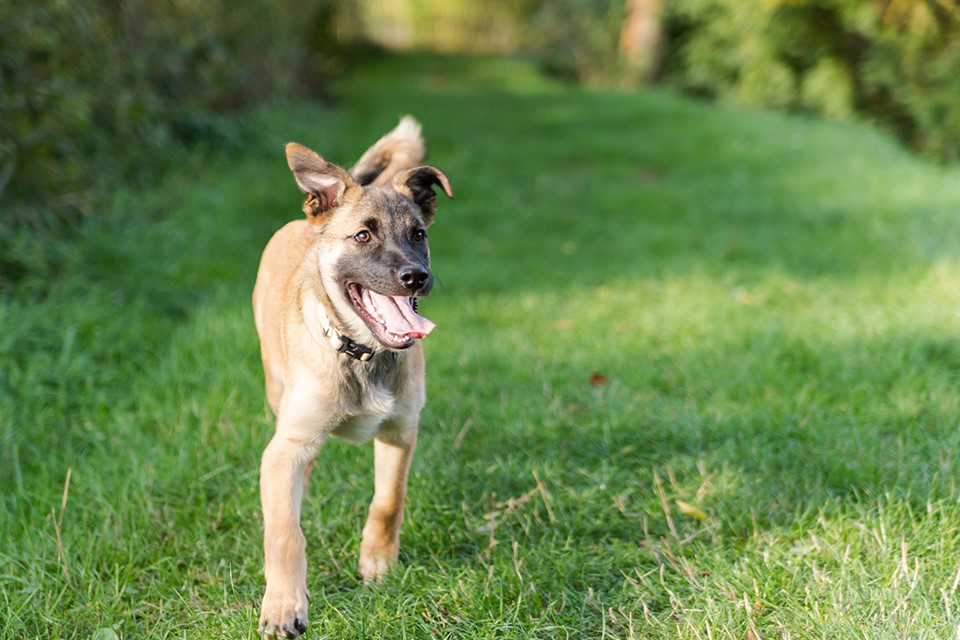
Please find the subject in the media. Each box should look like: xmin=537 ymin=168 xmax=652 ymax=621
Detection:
xmin=359 ymin=425 xmax=418 ymax=582
xmin=259 ymin=432 xmax=318 ymax=638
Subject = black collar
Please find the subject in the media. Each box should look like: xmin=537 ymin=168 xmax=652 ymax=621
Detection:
xmin=313 ymin=302 xmax=377 ymax=362
xmin=333 ymin=334 xmax=375 ymax=361
xmin=313 ymin=297 xmax=419 ymax=362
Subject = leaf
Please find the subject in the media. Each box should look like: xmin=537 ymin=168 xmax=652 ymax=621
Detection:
xmin=676 ymin=500 xmax=709 ymax=521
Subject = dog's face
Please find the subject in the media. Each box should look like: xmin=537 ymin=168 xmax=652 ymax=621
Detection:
xmin=286 ymin=143 xmax=453 ymax=350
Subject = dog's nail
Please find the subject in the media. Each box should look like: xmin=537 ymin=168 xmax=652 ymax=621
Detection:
xmin=295 ymin=617 xmax=308 ymax=634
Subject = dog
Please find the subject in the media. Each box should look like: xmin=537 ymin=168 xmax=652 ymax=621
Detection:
xmin=252 ymin=116 xmax=453 ymax=638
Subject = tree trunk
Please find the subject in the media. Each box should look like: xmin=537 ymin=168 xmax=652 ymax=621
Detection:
xmin=618 ymin=0 xmax=663 ymax=82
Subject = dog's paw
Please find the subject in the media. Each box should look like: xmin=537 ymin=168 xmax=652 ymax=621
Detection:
xmin=259 ymin=587 xmax=308 ymax=639
xmin=358 ymin=538 xmax=399 ymax=583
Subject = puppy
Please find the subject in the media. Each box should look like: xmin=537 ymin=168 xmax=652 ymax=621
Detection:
xmin=252 ymin=117 xmax=453 ymax=638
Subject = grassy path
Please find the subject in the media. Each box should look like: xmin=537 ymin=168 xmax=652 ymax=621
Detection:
xmin=4 ymin=55 xmax=960 ymax=638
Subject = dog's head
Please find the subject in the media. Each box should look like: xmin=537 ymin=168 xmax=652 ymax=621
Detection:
xmin=285 ymin=141 xmax=453 ymax=351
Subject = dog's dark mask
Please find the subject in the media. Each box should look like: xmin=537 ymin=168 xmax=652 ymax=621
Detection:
xmin=337 ymin=189 xmax=435 ymax=350
xmin=285 ymin=142 xmax=453 ymax=350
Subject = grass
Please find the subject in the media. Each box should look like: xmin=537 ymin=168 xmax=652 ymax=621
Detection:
xmin=3 ymin=53 xmax=960 ymax=638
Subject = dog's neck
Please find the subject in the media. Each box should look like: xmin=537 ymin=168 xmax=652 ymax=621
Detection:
xmin=302 ymin=288 xmax=376 ymax=362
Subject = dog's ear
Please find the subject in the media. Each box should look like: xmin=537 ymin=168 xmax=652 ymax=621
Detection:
xmin=350 ymin=116 xmax=426 ymax=187
xmin=392 ymin=166 xmax=454 ymax=224
xmin=285 ymin=142 xmax=357 ymax=218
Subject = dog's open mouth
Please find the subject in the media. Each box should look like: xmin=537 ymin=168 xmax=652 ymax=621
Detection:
xmin=347 ymin=283 xmax=436 ymax=349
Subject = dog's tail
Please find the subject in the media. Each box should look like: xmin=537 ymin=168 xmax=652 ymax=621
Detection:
xmin=349 ymin=116 xmax=426 ymax=187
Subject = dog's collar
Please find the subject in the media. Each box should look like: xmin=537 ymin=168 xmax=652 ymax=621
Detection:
xmin=310 ymin=293 xmax=421 ymax=362
xmin=336 ymin=334 xmax=376 ymax=361
xmin=314 ymin=302 xmax=376 ymax=362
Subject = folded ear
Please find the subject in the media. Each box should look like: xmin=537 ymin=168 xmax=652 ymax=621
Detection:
xmin=392 ymin=166 xmax=454 ymax=224
xmin=350 ymin=115 xmax=426 ymax=186
xmin=285 ymin=142 xmax=357 ymax=217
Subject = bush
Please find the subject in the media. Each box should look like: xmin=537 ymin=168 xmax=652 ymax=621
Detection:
xmin=0 ymin=0 xmax=346 ymax=195
xmin=801 ymin=57 xmax=855 ymax=120
xmin=661 ymin=0 xmax=960 ymax=160
xmin=0 ymin=0 xmax=353 ymax=288
xmin=518 ymin=0 xmax=960 ymax=160
xmin=525 ymin=0 xmax=627 ymax=86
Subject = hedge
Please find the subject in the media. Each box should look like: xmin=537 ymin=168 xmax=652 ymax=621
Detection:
xmin=521 ymin=0 xmax=960 ymax=161
xmin=661 ymin=0 xmax=960 ymax=160
xmin=7 ymin=0 xmax=357 ymax=197
xmin=0 ymin=0 xmax=354 ymax=286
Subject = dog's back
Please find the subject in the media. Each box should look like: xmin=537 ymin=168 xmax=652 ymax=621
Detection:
xmin=252 ymin=219 xmax=314 ymax=410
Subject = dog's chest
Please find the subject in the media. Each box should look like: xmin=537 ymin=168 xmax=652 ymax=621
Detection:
xmin=332 ymin=414 xmax=389 ymax=444
xmin=331 ymin=383 xmax=398 ymax=443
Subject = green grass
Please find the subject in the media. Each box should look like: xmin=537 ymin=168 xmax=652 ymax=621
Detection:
xmin=4 ymin=54 xmax=960 ymax=638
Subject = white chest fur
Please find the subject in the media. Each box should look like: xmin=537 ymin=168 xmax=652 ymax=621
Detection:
xmin=331 ymin=382 xmax=398 ymax=444
xmin=332 ymin=413 xmax=388 ymax=444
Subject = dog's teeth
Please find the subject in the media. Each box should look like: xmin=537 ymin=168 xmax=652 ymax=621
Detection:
xmin=362 ymin=289 xmax=378 ymax=313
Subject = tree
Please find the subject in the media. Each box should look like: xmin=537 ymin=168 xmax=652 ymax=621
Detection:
xmin=619 ymin=0 xmax=663 ymax=81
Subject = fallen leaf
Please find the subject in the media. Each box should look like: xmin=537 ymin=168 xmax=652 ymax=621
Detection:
xmin=589 ymin=373 xmax=608 ymax=386
xmin=676 ymin=500 xmax=709 ymax=521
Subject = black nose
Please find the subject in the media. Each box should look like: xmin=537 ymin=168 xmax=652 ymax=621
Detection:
xmin=398 ymin=265 xmax=430 ymax=292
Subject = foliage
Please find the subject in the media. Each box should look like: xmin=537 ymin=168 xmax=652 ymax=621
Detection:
xmin=4 ymin=55 xmax=960 ymax=637
xmin=360 ymin=0 xmax=528 ymax=53
xmin=524 ymin=0 xmax=628 ymax=86
xmin=512 ymin=0 xmax=960 ymax=159
xmin=662 ymin=0 xmax=960 ymax=160
xmin=0 ymin=0 xmax=353 ymax=288
xmin=357 ymin=0 xmax=631 ymax=86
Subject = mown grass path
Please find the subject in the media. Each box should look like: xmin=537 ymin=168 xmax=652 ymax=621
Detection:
xmin=3 ymin=55 xmax=960 ymax=638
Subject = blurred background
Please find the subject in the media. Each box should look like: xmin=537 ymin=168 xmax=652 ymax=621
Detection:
xmin=2 ymin=0 xmax=959 ymax=285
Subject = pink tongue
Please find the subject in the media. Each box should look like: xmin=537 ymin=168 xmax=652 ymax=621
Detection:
xmin=363 ymin=290 xmax=436 ymax=339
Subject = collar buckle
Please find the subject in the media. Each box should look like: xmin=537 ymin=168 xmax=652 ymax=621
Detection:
xmin=335 ymin=334 xmax=375 ymax=361
xmin=316 ymin=303 xmax=376 ymax=362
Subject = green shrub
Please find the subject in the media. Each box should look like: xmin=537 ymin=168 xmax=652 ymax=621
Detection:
xmin=0 ymin=0 xmax=352 ymax=288
xmin=801 ymin=57 xmax=854 ymax=120
xmin=661 ymin=0 xmax=960 ymax=160
xmin=857 ymin=10 xmax=960 ymax=160
xmin=525 ymin=0 xmax=627 ymax=86
xmin=0 ymin=0 xmax=344 ymax=194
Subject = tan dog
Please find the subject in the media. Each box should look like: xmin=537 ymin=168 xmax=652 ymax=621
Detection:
xmin=252 ymin=117 xmax=453 ymax=638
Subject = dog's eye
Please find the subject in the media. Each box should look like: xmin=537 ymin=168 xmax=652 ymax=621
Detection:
xmin=354 ymin=230 xmax=372 ymax=244
xmin=412 ymin=229 xmax=426 ymax=242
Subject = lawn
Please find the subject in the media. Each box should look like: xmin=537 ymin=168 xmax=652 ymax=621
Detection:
xmin=3 ymin=54 xmax=960 ymax=638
